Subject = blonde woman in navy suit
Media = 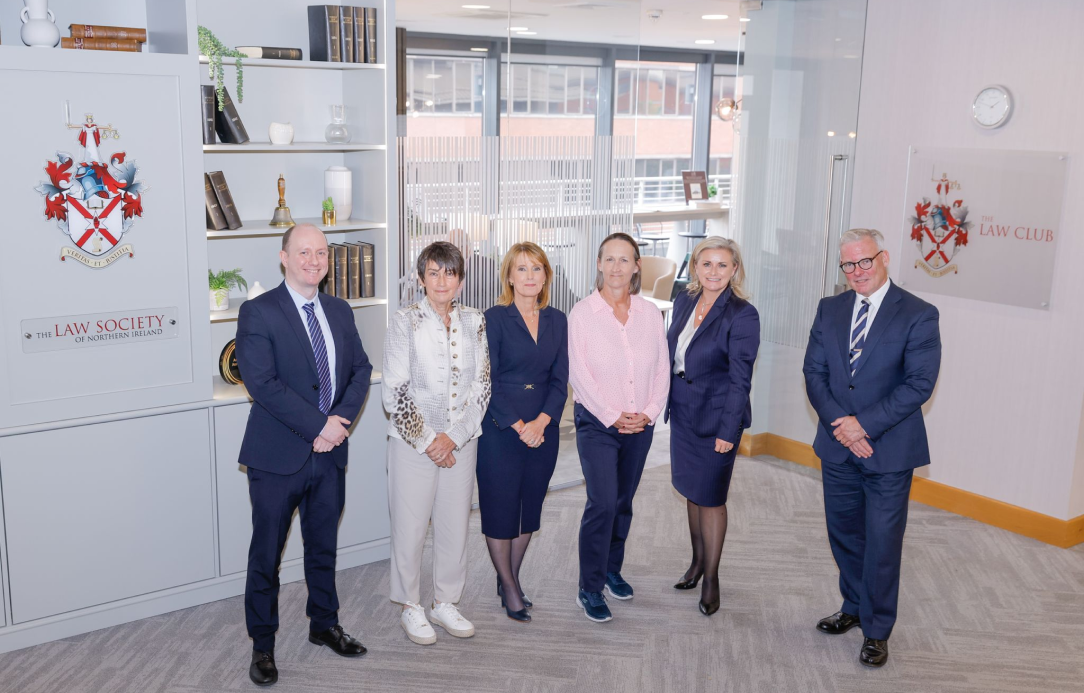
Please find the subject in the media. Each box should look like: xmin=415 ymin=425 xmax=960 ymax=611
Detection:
xmin=665 ymin=236 xmax=760 ymax=616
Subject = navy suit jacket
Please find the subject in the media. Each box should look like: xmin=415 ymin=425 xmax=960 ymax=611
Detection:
xmin=802 ymin=281 xmax=941 ymax=473
xmin=236 ymin=282 xmax=373 ymax=475
xmin=484 ymin=304 xmax=568 ymax=430
xmin=665 ymin=288 xmax=761 ymax=444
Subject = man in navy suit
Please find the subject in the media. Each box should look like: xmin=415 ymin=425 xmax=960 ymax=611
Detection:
xmin=803 ymin=228 xmax=941 ymax=668
xmin=236 ymin=223 xmax=373 ymax=686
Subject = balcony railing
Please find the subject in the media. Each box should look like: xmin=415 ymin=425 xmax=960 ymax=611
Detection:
xmin=635 ymin=175 xmax=732 ymax=207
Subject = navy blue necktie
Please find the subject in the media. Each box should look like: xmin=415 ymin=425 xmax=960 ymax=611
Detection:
xmin=849 ymin=298 xmax=871 ymax=376
xmin=303 ymin=302 xmax=333 ymax=414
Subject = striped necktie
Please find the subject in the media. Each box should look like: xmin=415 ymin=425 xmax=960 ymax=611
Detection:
xmin=303 ymin=302 xmax=333 ymax=414
xmin=849 ymin=298 xmax=871 ymax=376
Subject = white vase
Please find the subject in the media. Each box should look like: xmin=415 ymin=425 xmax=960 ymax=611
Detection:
xmin=268 ymin=122 xmax=294 ymax=145
xmin=324 ymin=166 xmax=353 ymax=221
xmin=210 ymin=289 xmax=230 ymax=312
xmin=21 ymin=0 xmax=61 ymax=48
xmin=247 ymin=281 xmax=267 ymax=300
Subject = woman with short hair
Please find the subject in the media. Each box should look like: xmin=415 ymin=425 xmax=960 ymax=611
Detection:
xmin=666 ymin=236 xmax=760 ymax=616
xmin=567 ymin=232 xmax=670 ymax=623
xmin=382 ymin=241 xmax=491 ymax=645
xmin=477 ymin=242 xmax=568 ymax=623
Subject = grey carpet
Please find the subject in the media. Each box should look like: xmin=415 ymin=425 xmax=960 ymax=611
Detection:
xmin=2 ymin=432 xmax=1083 ymax=692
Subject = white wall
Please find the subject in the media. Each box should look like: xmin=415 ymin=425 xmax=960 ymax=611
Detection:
xmin=753 ymin=0 xmax=1084 ymax=521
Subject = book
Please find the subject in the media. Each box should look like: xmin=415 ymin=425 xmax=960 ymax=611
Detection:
xmin=352 ymin=7 xmax=365 ymax=64
xmin=213 ymin=86 xmax=250 ymax=144
xmin=207 ymin=171 xmax=243 ymax=230
xmin=323 ymin=244 xmax=337 ymax=295
xmin=333 ymin=244 xmax=348 ymax=297
xmin=359 ymin=241 xmax=376 ymax=297
xmin=234 ymin=46 xmax=303 ymax=60
xmin=346 ymin=243 xmax=361 ymax=299
xmin=308 ymin=5 xmax=342 ymax=62
xmin=204 ymin=173 xmax=228 ymax=230
xmin=61 ymin=37 xmax=141 ymax=51
xmin=340 ymin=7 xmax=354 ymax=64
xmin=69 ymin=24 xmax=147 ymax=42
xmin=200 ymin=86 xmax=216 ymax=145
xmin=363 ymin=7 xmax=377 ymax=63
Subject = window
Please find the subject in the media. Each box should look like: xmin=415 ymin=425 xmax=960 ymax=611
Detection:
xmin=709 ymin=65 xmax=738 ymax=204
xmin=499 ymin=63 xmax=600 ymax=137
xmin=405 ymin=55 xmax=483 ymax=137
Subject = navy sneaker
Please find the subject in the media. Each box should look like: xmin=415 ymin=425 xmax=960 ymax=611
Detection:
xmin=605 ymin=572 xmax=634 ymax=600
xmin=577 ymin=589 xmax=613 ymax=623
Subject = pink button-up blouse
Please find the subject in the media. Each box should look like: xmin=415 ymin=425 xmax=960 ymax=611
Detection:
xmin=568 ymin=290 xmax=671 ymax=428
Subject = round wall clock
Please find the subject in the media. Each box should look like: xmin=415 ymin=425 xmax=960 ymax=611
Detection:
xmin=972 ymin=85 xmax=1012 ymax=129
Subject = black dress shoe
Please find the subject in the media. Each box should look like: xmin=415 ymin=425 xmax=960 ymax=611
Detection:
xmin=249 ymin=650 xmax=277 ymax=687
xmin=698 ymin=597 xmax=719 ymax=616
xmin=673 ymin=573 xmax=702 ymax=590
xmin=497 ymin=578 xmax=533 ymax=609
xmin=308 ymin=624 xmax=367 ymax=657
xmin=816 ymin=611 xmax=861 ymax=635
xmin=860 ymin=637 xmax=889 ymax=667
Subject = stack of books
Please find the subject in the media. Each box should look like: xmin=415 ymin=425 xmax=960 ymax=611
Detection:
xmin=61 ymin=24 xmax=146 ymax=52
xmin=324 ymin=243 xmax=376 ymax=299
xmin=308 ymin=6 xmax=379 ymax=63
xmin=204 ymin=172 xmax=243 ymax=231
xmin=200 ymin=85 xmax=249 ymax=145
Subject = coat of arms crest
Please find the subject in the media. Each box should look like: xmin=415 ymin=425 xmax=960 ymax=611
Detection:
xmin=907 ymin=171 xmax=971 ymax=278
xmin=35 ymin=111 xmax=146 ymax=268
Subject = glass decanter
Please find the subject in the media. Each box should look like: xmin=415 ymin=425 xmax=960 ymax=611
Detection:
xmin=324 ymin=104 xmax=351 ymax=144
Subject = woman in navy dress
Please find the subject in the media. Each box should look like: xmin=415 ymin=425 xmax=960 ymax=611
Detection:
xmin=477 ymin=242 xmax=568 ymax=623
xmin=665 ymin=236 xmax=760 ymax=616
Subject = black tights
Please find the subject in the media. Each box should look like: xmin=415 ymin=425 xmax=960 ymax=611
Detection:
xmin=682 ymin=499 xmax=729 ymax=604
xmin=485 ymin=532 xmax=533 ymax=611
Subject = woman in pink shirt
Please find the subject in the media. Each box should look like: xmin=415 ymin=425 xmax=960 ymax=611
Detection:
xmin=568 ymin=232 xmax=670 ymax=623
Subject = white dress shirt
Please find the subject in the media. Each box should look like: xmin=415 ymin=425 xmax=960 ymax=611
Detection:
xmin=850 ymin=278 xmax=893 ymax=337
xmin=284 ymin=281 xmax=337 ymax=398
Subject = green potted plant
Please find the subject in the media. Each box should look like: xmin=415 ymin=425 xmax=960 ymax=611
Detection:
xmin=209 ymin=268 xmax=248 ymax=312
xmin=197 ymin=26 xmax=244 ymax=110
xmin=321 ymin=197 xmax=336 ymax=226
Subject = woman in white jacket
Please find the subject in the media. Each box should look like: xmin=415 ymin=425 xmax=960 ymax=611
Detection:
xmin=382 ymin=241 xmax=491 ymax=646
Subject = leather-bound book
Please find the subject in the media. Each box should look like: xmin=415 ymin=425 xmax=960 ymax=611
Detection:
xmin=207 ymin=171 xmax=243 ymax=230
xmin=359 ymin=241 xmax=376 ymax=298
xmin=339 ymin=7 xmax=354 ymax=64
xmin=308 ymin=5 xmax=342 ymax=62
xmin=351 ymin=8 xmax=365 ymax=63
xmin=61 ymin=37 xmax=141 ymax=51
xmin=323 ymin=244 xmax=337 ymax=295
xmin=333 ymin=244 xmax=348 ymax=298
xmin=213 ymin=87 xmax=250 ymax=144
xmin=345 ymin=243 xmax=361 ymax=299
xmin=234 ymin=46 xmax=303 ymax=60
xmin=204 ymin=173 xmax=228 ymax=230
xmin=200 ymin=86 xmax=216 ymax=145
xmin=363 ymin=7 xmax=378 ymax=63
xmin=69 ymin=24 xmax=147 ymax=42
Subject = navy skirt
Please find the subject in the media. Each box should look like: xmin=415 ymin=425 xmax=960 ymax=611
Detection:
xmin=669 ymin=374 xmax=738 ymax=507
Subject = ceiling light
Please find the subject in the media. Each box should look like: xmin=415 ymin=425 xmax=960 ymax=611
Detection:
xmin=739 ymin=17 xmax=751 ymax=22
xmin=848 ymin=131 xmax=857 ymax=138
xmin=702 ymin=14 xmax=728 ymax=20
xmin=695 ymin=39 xmax=716 ymax=45
xmin=516 ymin=30 xmax=537 ymax=35
xmin=827 ymin=131 xmax=836 ymax=137
xmin=509 ymin=26 xmax=528 ymax=31
xmin=462 ymin=4 xmax=490 ymax=9
xmin=470 ymin=47 xmax=488 ymax=52
xmin=425 ymin=74 xmax=441 ymax=79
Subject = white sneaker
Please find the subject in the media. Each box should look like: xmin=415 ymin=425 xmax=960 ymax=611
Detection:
xmin=400 ymin=602 xmax=437 ymax=645
xmin=429 ymin=601 xmax=476 ymax=638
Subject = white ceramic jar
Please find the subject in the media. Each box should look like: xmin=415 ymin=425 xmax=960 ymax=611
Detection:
xmin=268 ymin=122 xmax=294 ymax=145
xmin=323 ymin=166 xmax=353 ymax=221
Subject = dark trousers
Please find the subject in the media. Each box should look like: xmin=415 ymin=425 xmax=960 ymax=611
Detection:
xmin=245 ymin=453 xmax=345 ymax=652
xmin=574 ymin=404 xmax=655 ymax=592
xmin=821 ymin=455 xmax=913 ymax=641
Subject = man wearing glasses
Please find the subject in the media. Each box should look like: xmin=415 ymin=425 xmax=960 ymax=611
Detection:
xmin=802 ymin=228 xmax=941 ymax=668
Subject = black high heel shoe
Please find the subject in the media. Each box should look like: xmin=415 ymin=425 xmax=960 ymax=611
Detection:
xmin=698 ymin=598 xmax=719 ymax=616
xmin=497 ymin=579 xmax=531 ymax=622
xmin=673 ymin=573 xmax=702 ymax=590
xmin=497 ymin=577 xmax=533 ymax=609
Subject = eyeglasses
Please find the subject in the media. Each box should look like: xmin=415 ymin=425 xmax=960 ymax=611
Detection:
xmin=839 ymin=250 xmax=883 ymax=274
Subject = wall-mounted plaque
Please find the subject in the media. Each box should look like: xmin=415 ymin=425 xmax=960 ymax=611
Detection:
xmin=899 ymin=147 xmax=1067 ymax=309
xmin=21 ymin=308 xmax=179 ymax=354
xmin=219 ymin=339 xmax=242 ymax=385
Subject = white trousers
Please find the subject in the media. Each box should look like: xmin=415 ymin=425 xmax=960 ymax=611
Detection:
xmin=387 ymin=436 xmax=477 ymax=605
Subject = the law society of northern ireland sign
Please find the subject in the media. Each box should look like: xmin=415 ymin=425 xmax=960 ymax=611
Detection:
xmin=899 ymin=147 xmax=1067 ymax=310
